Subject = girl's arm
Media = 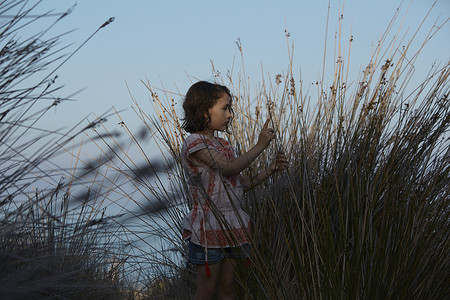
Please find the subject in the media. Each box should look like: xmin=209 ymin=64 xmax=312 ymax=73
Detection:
xmin=191 ymin=139 xmax=267 ymax=177
xmin=239 ymin=169 xmax=273 ymax=192
xmin=190 ymin=119 xmax=275 ymax=176
xmin=240 ymin=150 xmax=288 ymax=192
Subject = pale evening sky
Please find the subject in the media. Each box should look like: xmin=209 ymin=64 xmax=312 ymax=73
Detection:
xmin=30 ymin=0 xmax=449 ymax=137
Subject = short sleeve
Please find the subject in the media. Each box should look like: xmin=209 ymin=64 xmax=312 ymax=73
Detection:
xmin=183 ymin=134 xmax=215 ymax=157
xmin=181 ymin=134 xmax=218 ymax=176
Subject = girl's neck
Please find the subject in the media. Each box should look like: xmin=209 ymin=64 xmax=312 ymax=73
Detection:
xmin=198 ymin=129 xmax=215 ymax=138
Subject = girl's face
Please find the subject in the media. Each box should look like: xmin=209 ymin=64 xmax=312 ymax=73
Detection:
xmin=207 ymin=93 xmax=232 ymax=132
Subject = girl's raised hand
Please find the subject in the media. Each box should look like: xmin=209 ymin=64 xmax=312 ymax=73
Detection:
xmin=257 ymin=118 xmax=276 ymax=148
xmin=268 ymin=150 xmax=289 ymax=174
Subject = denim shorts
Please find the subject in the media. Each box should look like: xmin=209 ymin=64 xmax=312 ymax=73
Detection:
xmin=188 ymin=240 xmax=251 ymax=265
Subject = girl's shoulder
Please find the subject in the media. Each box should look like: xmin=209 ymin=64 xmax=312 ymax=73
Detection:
xmin=182 ymin=133 xmax=214 ymax=153
xmin=216 ymin=137 xmax=231 ymax=147
xmin=184 ymin=133 xmax=210 ymax=145
xmin=183 ymin=133 xmax=231 ymax=150
xmin=183 ymin=133 xmax=202 ymax=143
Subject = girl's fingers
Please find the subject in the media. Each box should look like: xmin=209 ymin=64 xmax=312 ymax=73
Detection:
xmin=276 ymin=151 xmax=287 ymax=160
xmin=276 ymin=151 xmax=288 ymax=169
xmin=262 ymin=118 xmax=270 ymax=129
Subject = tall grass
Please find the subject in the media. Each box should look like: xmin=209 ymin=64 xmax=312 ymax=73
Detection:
xmin=0 ymin=1 xmax=128 ymax=298
xmin=90 ymin=2 xmax=450 ymax=299
xmin=0 ymin=183 xmax=126 ymax=299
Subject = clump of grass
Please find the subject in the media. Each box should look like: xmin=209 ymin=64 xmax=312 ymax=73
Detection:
xmin=0 ymin=1 xmax=128 ymax=298
xmin=225 ymin=4 xmax=449 ymax=299
xmin=0 ymin=183 xmax=126 ymax=299
xmin=98 ymin=2 xmax=449 ymax=299
xmin=234 ymin=63 xmax=449 ymax=298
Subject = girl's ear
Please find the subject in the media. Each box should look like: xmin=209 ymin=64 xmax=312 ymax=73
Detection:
xmin=203 ymin=109 xmax=211 ymax=130
xmin=204 ymin=108 xmax=211 ymax=120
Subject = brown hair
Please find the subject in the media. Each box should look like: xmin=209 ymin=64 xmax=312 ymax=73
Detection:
xmin=181 ymin=81 xmax=233 ymax=133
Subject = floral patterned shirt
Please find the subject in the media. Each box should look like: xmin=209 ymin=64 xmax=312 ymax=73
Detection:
xmin=181 ymin=133 xmax=250 ymax=248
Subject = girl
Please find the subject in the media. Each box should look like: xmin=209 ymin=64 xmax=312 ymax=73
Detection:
xmin=180 ymin=81 xmax=287 ymax=300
